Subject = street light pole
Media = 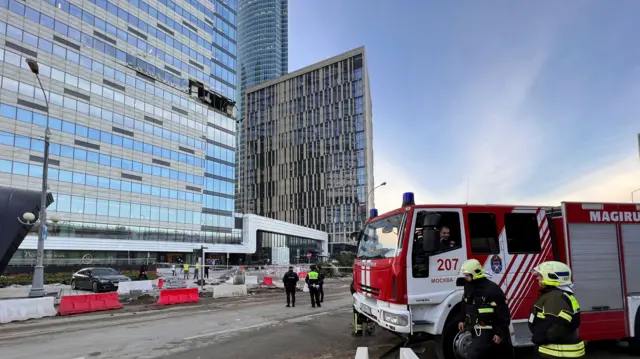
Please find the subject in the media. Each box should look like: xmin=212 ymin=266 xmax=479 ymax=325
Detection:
xmin=26 ymin=58 xmax=51 ymax=298
xmin=366 ymin=181 xmax=387 ymax=212
xmin=632 ymin=188 xmax=640 ymax=203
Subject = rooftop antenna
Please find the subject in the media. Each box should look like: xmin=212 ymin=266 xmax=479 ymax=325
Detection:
xmin=465 ymin=176 xmax=471 ymax=205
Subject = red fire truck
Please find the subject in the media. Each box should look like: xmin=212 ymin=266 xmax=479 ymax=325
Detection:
xmin=351 ymin=192 xmax=640 ymax=358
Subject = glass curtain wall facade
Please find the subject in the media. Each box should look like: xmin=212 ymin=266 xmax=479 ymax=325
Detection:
xmin=0 ymin=0 xmax=239 ymax=250
xmin=235 ymin=0 xmax=288 ymax=213
xmin=243 ymin=47 xmax=374 ymax=253
xmin=248 ymin=230 xmax=322 ymax=265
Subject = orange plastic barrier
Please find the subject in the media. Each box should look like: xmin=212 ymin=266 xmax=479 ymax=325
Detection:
xmin=263 ymin=277 xmax=273 ymax=285
xmin=297 ymin=272 xmax=307 ymax=279
xmin=154 ymin=288 xmax=199 ymax=306
xmin=58 ymin=293 xmax=123 ymax=316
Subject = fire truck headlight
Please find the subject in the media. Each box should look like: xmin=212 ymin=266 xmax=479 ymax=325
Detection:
xmin=382 ymin=311 xmax=408 ymax=326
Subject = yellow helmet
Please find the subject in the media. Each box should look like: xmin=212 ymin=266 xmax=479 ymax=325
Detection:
xmin=459 ymin=259 xmax=486 ymax=280
xmin=532 ymin=261 xmax=572 ymax=287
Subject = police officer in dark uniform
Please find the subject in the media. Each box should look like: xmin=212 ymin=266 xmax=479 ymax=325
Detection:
xmin=456 ymin=259 xmax=511 ymax=359
xmin=282 ymin=266 xmax=299 ymax=307
xmin=317 ymin=265 xmax=325 ymax=303
xmin=305 ymin=265 xmax=321 ymax=308
xmin=529 ymin=261 xmax=585 ymax=358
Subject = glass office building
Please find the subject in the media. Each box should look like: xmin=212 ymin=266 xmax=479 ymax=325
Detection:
xmin=243 ymin=47 xmax=375 ymax=253
xmin=0 ymin=0 xmax=239 ymax=263
xmin=235 ymin=0 xmax=288 ymax=213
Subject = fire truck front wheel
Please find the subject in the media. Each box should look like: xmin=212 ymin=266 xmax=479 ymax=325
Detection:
xmin=435 ymin=319 xmax=461 ymax=359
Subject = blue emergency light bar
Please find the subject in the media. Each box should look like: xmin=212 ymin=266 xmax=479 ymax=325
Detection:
xmin=369 ymin=208 xmax=378 ymax=218
xmin=402 ymin=192 xmax=415 ymax=206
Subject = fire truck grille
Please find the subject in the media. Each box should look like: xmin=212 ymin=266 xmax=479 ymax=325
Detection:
xmin=360 ymin=284 xmax=380 ymax=296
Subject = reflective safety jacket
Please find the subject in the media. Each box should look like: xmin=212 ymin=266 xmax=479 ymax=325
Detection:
xmin=528 ymin=287 xmax=584 ymax=358
xmin=458 ymin=278 xmax=511 ymax=338
xmin=306 ymin=271 xmax=320 ymax=287
xmin=183 ymin=264 xmax=189 ymax=270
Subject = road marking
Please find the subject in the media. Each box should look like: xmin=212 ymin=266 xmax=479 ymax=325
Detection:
xmin=285 ymin=308 xmax=351 ymax=323
xmin=183 ymin=321 xmax=279 ymax=340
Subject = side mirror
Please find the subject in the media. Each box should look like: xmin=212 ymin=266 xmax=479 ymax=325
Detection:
xmin=422 ymin=228 xmax=439 ymax=253
xmin=456 ymin=277 xmax=466 ymax=287
xmin=421 ymin=212 xmax=442 ymax=253
xmin=422 ymin=212 xmax=441 ymax=227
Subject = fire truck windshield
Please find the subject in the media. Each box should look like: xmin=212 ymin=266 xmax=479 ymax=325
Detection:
xmin=356 ymin=213 xmax=406 ymax=259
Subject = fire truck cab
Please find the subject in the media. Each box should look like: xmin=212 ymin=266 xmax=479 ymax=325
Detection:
xmin=352 ymin=193 xmax=640 ymax=358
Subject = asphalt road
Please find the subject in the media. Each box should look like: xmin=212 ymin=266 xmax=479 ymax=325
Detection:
xmin=0 ymin=281 xmax=634 ymax=359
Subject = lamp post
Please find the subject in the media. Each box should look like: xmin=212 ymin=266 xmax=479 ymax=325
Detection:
xmin=199 ymin=245 xmax=208 ymax=289
xmin=24 ymin=58 xmax=52 ymax=298
xmin=367 ymin=181 xmax=387 ymax=211
xmin=632 ymin=188 xmax=640 ymax=203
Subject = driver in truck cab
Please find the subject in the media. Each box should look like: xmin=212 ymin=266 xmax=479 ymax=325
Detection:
xmin=456 ymin=259 xmax=511 ymax=359
xmin=529 ymin=261 xmax=585 ymax=358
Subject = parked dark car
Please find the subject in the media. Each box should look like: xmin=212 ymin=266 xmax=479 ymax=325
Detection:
xmin=70 ymin=267 xmax=131 ymax=292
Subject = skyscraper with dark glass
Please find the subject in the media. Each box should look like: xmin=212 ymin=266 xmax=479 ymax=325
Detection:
xmin=242 ymin=47 xmax=375 ymax=253
xmin=0 ymin=0 xmax=241 ymax=263
xmin=235 ymin=0 xmax=288 ymax=213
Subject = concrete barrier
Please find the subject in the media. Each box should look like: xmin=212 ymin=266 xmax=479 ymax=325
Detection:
xmin=213 ymin=284 xmax=247 ymax=298
xmin=354 ymin=348 xmax=418 ymax=359
xmin=245 ymin=275 xmax=258 ymax=285
xmin=355 ymin=347 xmax=369 ymax=359
xmin=0 ymin=297 xmax=57 ymax=323
xmin=400 ymin=348 xmax=420 ymax=359
xmin=117 ymin=280 xmax=154 ymax=295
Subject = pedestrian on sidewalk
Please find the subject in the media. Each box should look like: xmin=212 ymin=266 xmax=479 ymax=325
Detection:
xmin=171 ymin=264 xmax=176 ymax=276
xmin=282 ymin=266 xmax=299 ymax=307
xmin=138 ymin=264 xmax=148 ymax=280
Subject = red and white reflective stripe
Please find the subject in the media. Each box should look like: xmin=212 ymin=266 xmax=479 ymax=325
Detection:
xmin=361 ymin=260 xmax=372 ymax=297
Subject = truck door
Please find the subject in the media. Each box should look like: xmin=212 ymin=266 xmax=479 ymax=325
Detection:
xmin=501 ymin=208 xmax=553 ymax=321
xmin=406 ymin=208 xmax=466 ymax=304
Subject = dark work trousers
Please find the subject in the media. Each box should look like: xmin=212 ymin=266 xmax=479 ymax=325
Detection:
xmin=467 ymin=330 xmax=498 ymax=359
xmin=309 ymin=286 xmax=321 ymax=307
xmin=204 ymin=267 xmax=209 ymax=278
xmin=286 ymin=287 xmax=296 ymax=306
xmin=318 ymin=284 xmax=324 ymax=302
xmin=138 ymin=273 xmax=148 ymax=280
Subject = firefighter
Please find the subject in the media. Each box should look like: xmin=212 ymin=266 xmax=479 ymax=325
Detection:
xmin=305 ymin=265 xmax=321 ymax=308
xmin=457 ymin=259 xmax=511 ymax=359
xmin=529 ymin=261 xmax=585 ymax=358
xmin=350 ymin=280 xmax=363 ymax=336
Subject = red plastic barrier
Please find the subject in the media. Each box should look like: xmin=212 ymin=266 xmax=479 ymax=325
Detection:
xmin=297 ymin=272 xmax=307 ymax=279
xmin=263 ymin=277 xmax=273 ymax=285
xmin=158 ymin=278 xmax=164 ymax=289
xmin=154 ymin=288 xmax=199 ymax=306
xmin=58 ymin=292 xmax=123 ymax=316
